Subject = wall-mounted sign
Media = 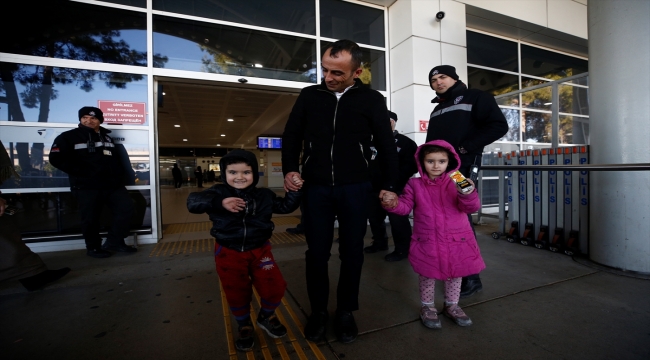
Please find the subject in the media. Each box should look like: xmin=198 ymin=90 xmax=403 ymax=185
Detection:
xmin=419 ymin=120 xmax=429 ymax=132
xmin=98 ymin=101 xmax=146 ymax=125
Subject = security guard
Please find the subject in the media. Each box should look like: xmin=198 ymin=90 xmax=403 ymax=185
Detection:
xmin=49 ymin=106 xmax=136 ymax=258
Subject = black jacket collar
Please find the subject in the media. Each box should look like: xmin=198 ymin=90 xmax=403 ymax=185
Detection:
xmin=318 ymin=78 xmax=363 ymax=93
xmin=431 ymin=81 xmax=467 ymax=103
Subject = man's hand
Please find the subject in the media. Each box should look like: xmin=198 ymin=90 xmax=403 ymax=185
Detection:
xmin=0 ymin=197 xmax=6 ymax=216
xmin=222 ymin=197 xmax=246 ymax=213
xmin=379 ymin=190 xmax=398 ymax=209
xmin=284 ymin=172 xmax=304 ymax=192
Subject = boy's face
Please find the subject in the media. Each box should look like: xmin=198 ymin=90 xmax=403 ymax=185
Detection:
xmin=423 ymin=151 xmax=449 ymax=180
xmin=225 ymin=162 xmax=254 ymax=189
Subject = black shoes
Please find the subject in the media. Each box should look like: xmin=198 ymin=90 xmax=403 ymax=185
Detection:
xmin=334 ymin=310 xmax=358 ymax=344
xmin=384 ymin=251 xmax=408 ymax=262
xmin=459 ymin=277 xmax=483 ymax=298
xmin=87 ymin=248 xmax=112 ymax=258
xmin=257 ymin=312 xmax=287 ymax=338
xmin=235 ymin=321 xmax=255 ymax=352
xmin=304 ymin=310 xmax=328 ymax=342
xmin=19 ymin=268 xmax=71 ymax=291
xmin=364 ymin=242 xmax=388 ymax=253
xmin=286 ymin=226 xmax=304 ymax=234
xmin=102 ymin=243 xmax=138 ymax=253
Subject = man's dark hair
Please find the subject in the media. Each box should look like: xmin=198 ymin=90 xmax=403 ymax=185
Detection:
xmin=222 ymin=156 xmax=252 ymax=168
xmin=325 ymin=39 xmax=363 ymax=70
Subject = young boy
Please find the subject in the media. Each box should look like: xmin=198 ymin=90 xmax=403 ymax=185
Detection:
xmin=187 ymin=149 xmax=302 ymax=352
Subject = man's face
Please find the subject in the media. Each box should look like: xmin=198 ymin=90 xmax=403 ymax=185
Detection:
xmin=321 ymin=48 xmax=362 ymax=92
xmin=225 ymin=162 xmax=254 ymax=189
xmin=430 ymin=73 xmax=457 ymax=94
xmin=390 ymin=119 xmax=396 ymax=131
xmin=80 ymin=115 xmax=101 ymax=131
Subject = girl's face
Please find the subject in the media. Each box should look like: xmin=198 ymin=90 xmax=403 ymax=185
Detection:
xmin=423 ymin=151 xmax=449 ymax=180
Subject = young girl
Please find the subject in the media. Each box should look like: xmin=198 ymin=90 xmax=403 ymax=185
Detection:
xmin=382 ymin=139 xmax=485 ymax=329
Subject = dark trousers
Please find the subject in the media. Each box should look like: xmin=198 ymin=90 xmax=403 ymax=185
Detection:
xmin=367 ymin=192 xmax=412 ymax=254
xmin=73 ymin=187 xmax=134 ymax=250
xmin=460 ymin=159 xmax=481 ymax=281
xmin=0 ymin=214 xmax=47 ymax=282
xmin=214 ymin=243 xmax=286 ymax=321
xmin=303 ymin=182 xmax=372 ymax=313
xmin=173 ymin=177 xmax=182 ymax=188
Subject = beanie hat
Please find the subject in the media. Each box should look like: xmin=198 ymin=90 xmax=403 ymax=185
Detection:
xmin=78 ymin=106 xmax=104 ymax=123
xmin=388 ymin=111 xmax=398 ymax=122
xmin=429 ymin=65 xmax=459 ymax=81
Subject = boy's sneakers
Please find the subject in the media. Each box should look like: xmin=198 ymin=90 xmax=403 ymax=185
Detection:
xmin=257 ymin=312 xmax=287 ymax=338
xmin=443 ymin=304 xmax=473 ymax=327
xmin=236 ymin=324 xmax=255 ymax=352
xmin=420 ymin=306 xmax=441 ymax=329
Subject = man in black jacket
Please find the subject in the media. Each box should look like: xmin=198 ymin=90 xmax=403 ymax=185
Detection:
xmin=49 ymin=106 xmax=137 ymax=258
xmin=364 ymin=111 xmax=418 ymax=262
xmin=282 ymin=39 xmax=398 ymax=344
xmin=425 ymin=65 xmax=508 ymax=298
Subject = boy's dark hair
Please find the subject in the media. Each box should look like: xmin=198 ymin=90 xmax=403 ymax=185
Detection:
xmin=222 ymin=155 xmax=252 ymax=169
xmin=324 ymin=39 xmax=363 ymax=70
xmin=418 ymin=145 xmax=457 ymax=172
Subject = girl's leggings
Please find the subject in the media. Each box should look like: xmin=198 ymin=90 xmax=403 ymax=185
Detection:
xmin=418 ymin=275 xmax=462 ymax=307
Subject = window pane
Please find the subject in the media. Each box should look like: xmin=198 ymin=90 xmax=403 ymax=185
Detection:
xmin=523 ymin=111 xmax=551 ymax=143
xmin=468 ymin=67 xmax=519 ymax=96
xmin=500 ymin=108 xmax=521 ymax=142
xmin=94 ymin=0 xmax=146 ymax=7
xmin=0 ymin=63 xmax=148 ymax=125
xmin=0 ymin=0 xmax=148 ymax=66
xmin=321 ymin=42 xmax=386 ymax=91
xmin=467 ymin=31 xmax=518 ymax=72
xmin=0 ymin=126 xmax=150 ymax=191
xmin=320 ymin=0 xmax=385 ymax=47
xmin=559 ymin=84 xmax=589 ymax=116
xmin=153 ymin=0 xmax=316 ymax=35
xmin=559 ymin=116 xmax=589 ymax=145
xmin=153 ymin=16 xmax=317 ymax=83
xmin=495 ymin=93 xmax=519 ymax=107
xmin=522 ymin=77 xmax=549 ymax=89
xmin=521 ymin=45 xmax=588 ymax=79
xmin=522 ymin=86 xmax=552 ymax=111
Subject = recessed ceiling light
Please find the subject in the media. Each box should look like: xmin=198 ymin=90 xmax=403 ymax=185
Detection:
xmin=227 ymin=118 xmax=234 ymax=122
xmin=174 ymin=124 xmax=180 ymax=127
xmin=221 ymin=134 xmax=226 ymax=137
xmin=183 ymin=139 xmax=188 ymax=141
xmin=254 ymin=64 xmax=263 ymax=68
xmin=216 ymin=144 xmax=221 ymax=146
xmin=162 ymin=92 xmax=166 ymax=95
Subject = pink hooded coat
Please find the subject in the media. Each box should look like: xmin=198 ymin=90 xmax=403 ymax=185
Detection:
xmin=386 ymin=140 xmax=485 ymax=280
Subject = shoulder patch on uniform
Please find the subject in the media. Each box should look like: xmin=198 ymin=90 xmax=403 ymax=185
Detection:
xmin=454 ymin=96 xmax=464 ymax=104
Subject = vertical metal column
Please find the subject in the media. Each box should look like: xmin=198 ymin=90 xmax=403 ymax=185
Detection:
xmin=508 ymin=151 xmax=519 ymax=230
xmin=578 ymin=146 xmax=589 ymax=254
xmin=497 ymin=152 xmax=506 ymax=235
xmin=555 ymin=149 xmax=564 ymax=234
xmin=562 ymin=148 xmax=572 ymax=234
xmin=518 ymin=151 xmax=527 ymax=238
xmin=547 ymin=149 xmax=557 ymax=240
xmin=532 ymin=150 xmax=542 ymax=242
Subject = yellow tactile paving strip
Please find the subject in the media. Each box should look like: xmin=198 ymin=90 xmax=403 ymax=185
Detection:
xmin=164 ymin=216 xmax=301 ymax=234
xmin=220 ymin=284 xmax=326 ymax=360
xmin=149 ymin=234 xmax=305 ymax=257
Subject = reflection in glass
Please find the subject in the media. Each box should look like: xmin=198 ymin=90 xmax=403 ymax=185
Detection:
xmin=496 ymin=94 xmax=519 ymax=107
xmin=500 ymin=108 xmax=520 ymax=142
xmin=559 ymin=85 xmax=589 ymax=116
xmin=522 ymin=77 xmax=548 ymax=89
xmin=521 ymin=44 xmax=588 ymax=80
xmin=523 ymin=111 xmax=551 ymax=143
xmin=153 ymin=0 xmax=316 ymax=35
xmin=0 ymin=0 xmax=153 ymax=66
xmin=0 ymin=190 xmax=152 ymax=238
xmin=0 ymin=126 xmax=149 ymax=191
xmin=467 ymin=31 xmax=518 ymax=72
xmin=97 ymin=0 xmax=146 ymax=7
xmin=153 ymin=16 xmax=316 ymax=83
xmin=468 ymin=67 xmax=518 ymax=96
xmin=320 ymin=0 xmax=385 ymax=47
xmin=522 ymin=86 xmax=552 ymax=111
xmin=559 ymin=116 xmax=589 ymax=145
xmin=321 ymin=42 xmax=386 ymax=91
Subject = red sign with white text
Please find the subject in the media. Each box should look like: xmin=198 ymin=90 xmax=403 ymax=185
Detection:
xmin=98 ymin=101 xmax=146 ymax=125
xmin=419 ymin=120 xmax=429 ymax=132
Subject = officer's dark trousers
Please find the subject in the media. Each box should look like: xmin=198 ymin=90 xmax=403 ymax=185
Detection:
xmin=303 ymin=182 xmax=371 ymax=313
xmin=73 ymin=187 xmax=134 ymax=250
xmin=367 ymin=192 xmax=412 ymax=254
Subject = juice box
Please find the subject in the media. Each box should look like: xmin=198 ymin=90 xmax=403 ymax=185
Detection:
xmin=449 ymin=170 xmax=474 ymax=194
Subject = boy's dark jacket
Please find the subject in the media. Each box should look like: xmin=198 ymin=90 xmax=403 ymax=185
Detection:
xmin=186 ymin=150 xmax=301 ymax=252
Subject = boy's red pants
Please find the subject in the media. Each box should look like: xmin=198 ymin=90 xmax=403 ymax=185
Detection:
xmin=214 ymin=242 xmax=287 ymax=321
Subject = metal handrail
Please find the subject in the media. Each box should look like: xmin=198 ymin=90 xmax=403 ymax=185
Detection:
xmin=482 ymin=163 xmax=650 ymax=171
xmin=494 ymin=72 xmax=589 ymax=99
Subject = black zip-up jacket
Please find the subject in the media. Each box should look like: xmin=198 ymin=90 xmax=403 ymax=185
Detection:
xmin=425 ymin=80 xmax=508 ymax=168
xmin=49 ymin=124 xmax=133 ymax=190
xmin=282 ymin=79 xmax=399 ymax=191
xmin=187 ymin=150 xmax=302 ymax=252
xmin=369 ymin=131 xmax=418 ymax=193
